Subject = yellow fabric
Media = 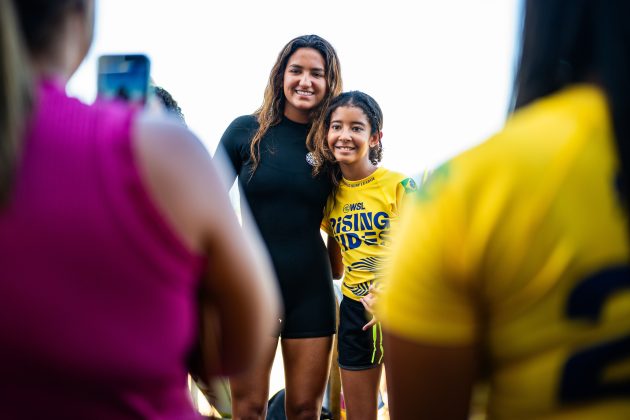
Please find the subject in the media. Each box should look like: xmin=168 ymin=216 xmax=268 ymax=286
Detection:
xmin=322 ymin=167 xmax=416 ymax=300
xmin=378 ymin=85 xmax=630 ymax=418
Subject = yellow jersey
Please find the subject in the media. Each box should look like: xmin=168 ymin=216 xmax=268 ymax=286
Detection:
xmin=322 ymin=167 xmax=416 ymax=301
xmin=378 ymin=85 xmax=630 ymax=419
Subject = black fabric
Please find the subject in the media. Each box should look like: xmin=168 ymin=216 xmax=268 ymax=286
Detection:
xmin=338 ymin=297 xmax=383 ymax=370
xmin=218 ymin=115 xmax=336 ymax=338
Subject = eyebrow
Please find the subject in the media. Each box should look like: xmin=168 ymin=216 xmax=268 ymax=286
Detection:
xmin=287 ymin=64 xmax=325 ymax=72
xmin=330 ymin=119 xmax=367 ymax=126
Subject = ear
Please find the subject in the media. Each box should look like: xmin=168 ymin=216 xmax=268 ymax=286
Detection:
xmin=369 ymin=131 xmax=382 ymax=148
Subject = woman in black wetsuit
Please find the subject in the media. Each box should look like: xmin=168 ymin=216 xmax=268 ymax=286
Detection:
xmin=216 ymin=35 xmax=342 ymax=419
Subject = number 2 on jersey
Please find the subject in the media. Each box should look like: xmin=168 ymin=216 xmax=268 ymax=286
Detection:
xmin=560 ymin=266 xmax=630 ymax=403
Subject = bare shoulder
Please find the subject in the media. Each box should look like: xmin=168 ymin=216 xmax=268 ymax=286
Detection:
xmin=132 ymin=112 xmax=230 ymax=253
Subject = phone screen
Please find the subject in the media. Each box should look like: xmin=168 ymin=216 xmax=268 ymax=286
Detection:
xmin=97 ymin=54 xmax=150 ymax=106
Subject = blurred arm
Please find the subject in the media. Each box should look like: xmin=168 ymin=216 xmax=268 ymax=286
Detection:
xmin=384 ymin=331 xmax=477 ymax=420
xmin=201 ymin=192 xmax=280 ymax=376
xmin=133 ymin=113 xmax=280 ymax=378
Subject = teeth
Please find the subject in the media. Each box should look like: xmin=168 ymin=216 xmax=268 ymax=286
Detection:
xmin=296 ymin=90 xmax=313 ymax=96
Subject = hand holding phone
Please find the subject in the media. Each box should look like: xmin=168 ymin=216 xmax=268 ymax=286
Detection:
xmin=97 ymin=54 xmax=150 ymax=106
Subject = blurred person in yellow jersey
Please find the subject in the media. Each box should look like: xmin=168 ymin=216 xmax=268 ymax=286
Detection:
xmin=377 ymin=0 xmax=630 ymax=419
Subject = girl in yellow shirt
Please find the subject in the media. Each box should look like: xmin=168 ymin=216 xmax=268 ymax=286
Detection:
xmin=317 ymin=91 xmax=416 ymax=420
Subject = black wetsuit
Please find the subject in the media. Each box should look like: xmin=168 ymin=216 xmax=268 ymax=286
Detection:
xmin=217 ymin=115 xmax=336 ymax=338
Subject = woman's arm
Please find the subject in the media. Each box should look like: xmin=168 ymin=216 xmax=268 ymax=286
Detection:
xmin=214 ymin=115 xmax=256 ymax=191
xmin=200 ymin=193 xmax=280 ymax=375
xmin=133 ymin=113 xmax=280 ymax=377
xmin=384 ymin=331 xmax=478 ymax=420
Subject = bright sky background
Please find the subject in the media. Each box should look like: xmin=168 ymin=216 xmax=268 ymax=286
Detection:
xmin=67 ymin=0 xmax=522 ymax=178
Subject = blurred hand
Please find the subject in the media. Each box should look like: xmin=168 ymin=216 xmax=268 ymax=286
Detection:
xmin=360 ymin=283 xmax=380 ymax=330
xmin=362 ymin=314 xmax=377 ymax=331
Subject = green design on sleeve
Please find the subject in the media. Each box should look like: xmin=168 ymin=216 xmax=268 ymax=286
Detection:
xmin=401 ymin=177 xmax=418 ymax=194
xmin=416 ymin=162 xmax=450 ymax=202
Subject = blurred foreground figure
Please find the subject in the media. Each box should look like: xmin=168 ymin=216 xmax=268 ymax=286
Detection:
xmin=378 ymin=0 xmax=630 ymax=419
xmin=0 ymin=1 xmax=279 ymax=418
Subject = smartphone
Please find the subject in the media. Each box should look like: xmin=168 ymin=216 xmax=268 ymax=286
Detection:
xmin=97 ymin=54 xmax=150 ymax=106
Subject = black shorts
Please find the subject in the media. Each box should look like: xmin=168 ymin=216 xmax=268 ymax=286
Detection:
xmin=276 ymin=282 xmax=337 ymax=339
xmin=338 ymin=297 xmax=384 ymax=370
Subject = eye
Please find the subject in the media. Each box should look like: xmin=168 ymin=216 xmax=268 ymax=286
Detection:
xmin=352 ymin=126 xmax=364 ymax=132
xmin=313 ymin=72 xmax=324 ymax=78
xmin=330 ymin=123 xmax=341 ymax=131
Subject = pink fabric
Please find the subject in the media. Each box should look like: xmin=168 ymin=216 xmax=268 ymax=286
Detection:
xmin=0 ymin=79 xmax=204 ymax=418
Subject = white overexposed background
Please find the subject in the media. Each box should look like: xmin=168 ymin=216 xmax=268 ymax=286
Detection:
xmin=68 ymin=0 xmax=522 ymax=179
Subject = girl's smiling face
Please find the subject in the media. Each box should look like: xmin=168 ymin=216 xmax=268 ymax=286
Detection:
xmin=327 ymin=105 xmax=380 ymax=170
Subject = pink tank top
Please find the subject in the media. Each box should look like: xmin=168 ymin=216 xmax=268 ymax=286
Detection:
xmin=0 ymin=79 xmax=204 ymax=418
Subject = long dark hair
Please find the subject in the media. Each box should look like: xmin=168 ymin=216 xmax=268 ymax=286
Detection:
xmin=511 ymin=0 xmax=630 ymax=208
xmin=249 ymin=34 xmax=343 ymax=176
xmin=0 ymin=0 xmax=88 ymax=205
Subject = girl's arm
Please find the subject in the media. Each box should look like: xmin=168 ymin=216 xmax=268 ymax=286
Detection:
xmin=360 ymin=284 xmax=379 ymax=330
xmin=327 ymin=235 xmax=344 ymax=279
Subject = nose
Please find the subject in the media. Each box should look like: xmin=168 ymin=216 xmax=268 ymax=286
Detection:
xmin=339 ymin=128 xmax=352 ymax=141
xmin=299 ymin=73 xmax=312 ymax=87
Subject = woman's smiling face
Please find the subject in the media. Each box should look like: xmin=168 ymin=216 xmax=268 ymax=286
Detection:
xmin=282 ymin=48 xmax=327 ymax=123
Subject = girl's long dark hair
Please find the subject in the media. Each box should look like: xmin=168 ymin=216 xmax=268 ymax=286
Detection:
xmin=511 ymin=0 xmax=630 ymax=209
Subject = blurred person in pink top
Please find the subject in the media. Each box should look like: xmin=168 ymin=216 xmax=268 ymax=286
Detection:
xmin=0 ymin=0 xmax=280 ymax=418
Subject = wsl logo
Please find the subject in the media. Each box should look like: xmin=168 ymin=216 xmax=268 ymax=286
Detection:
xmin=343 ymin=202 xmax=365 ymax=213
